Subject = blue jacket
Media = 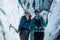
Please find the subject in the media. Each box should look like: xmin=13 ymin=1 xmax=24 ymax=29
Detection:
xmin=31 ymin=16 xmax=47 ymax=32
xmin=18 ymin=16 xmax=31 ymax=33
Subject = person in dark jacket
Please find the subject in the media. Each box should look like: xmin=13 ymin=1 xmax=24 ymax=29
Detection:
xmin=18 ymin=11 xmax=32 ymax=40
xmin=32 ymin=9 xmax=48 ymax=40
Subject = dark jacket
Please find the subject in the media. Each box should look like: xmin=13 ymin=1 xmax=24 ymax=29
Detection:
xmin=31 ymin=16 xmax=47 ymax=32
xmin=18 ymin=16 xmax=32 ymax=33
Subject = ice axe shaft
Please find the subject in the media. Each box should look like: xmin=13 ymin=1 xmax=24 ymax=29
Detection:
xmin=9 ymin=24 xmax=18 ymax=33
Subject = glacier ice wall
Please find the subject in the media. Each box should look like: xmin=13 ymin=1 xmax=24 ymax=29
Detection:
xmin=0 ymin=0 xmax=24 ymax=40
xmin=44 ymin=0 xmax=60 ymax=40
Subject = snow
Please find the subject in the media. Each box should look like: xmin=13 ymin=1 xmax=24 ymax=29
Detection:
xmin=40 ymin=11 xmax=48 ymax=22
xmin=0 ymin=0 xmax=23 ymax=40
xmin=44 ymin=0 xmax=60 ymax=40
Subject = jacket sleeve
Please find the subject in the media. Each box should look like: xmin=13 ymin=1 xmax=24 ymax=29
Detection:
xmin=18 ymin=17 xmax=25 ymax=32
xmin=41 ymin=17 xmax=47 ymax=27
xmin=31 ymin=18 xmax=37 ymax=29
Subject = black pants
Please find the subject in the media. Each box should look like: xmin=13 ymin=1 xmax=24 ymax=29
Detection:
xmin=34 ymin=32 xmax=44 ymax=40
xmin=19 ymin=32 xmax=29 ymax=40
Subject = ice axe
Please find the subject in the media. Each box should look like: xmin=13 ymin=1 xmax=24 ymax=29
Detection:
xmin=9 ymin=24 xmax=18 ymax=33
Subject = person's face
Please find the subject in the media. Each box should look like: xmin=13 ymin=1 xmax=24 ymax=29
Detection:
xmin=35 ymin=12 xmax=40 ymax=16
xmin=25 ymin=14 xmax=30 ymax=20
xmin=25 ymin=14 xmax=30 ymax=17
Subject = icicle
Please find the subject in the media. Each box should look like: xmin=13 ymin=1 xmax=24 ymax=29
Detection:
xmin=27 ymin=2 xmax=30 ymax=9
xmin=32 ymin=0 xmax=35 ymax=9
xmin=24 ymin=0 xmax=26 ymax=5
xmin=0 ymin=21 xmax=6 ymax=40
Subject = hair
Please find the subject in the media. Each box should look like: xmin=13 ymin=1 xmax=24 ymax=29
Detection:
xmin=22 ymin=13 xmax=32 ymax=19
xmin=29 ymin=13 xmax=32 ymax=18
xmin=35 ymin=9 xmax=40 ymax=13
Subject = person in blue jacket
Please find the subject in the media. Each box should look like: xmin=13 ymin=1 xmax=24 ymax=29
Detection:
xmin=31 ymin=9 xmax=48 ymax=40
xmin=18 ymin=11 xmax=32 ymax=40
